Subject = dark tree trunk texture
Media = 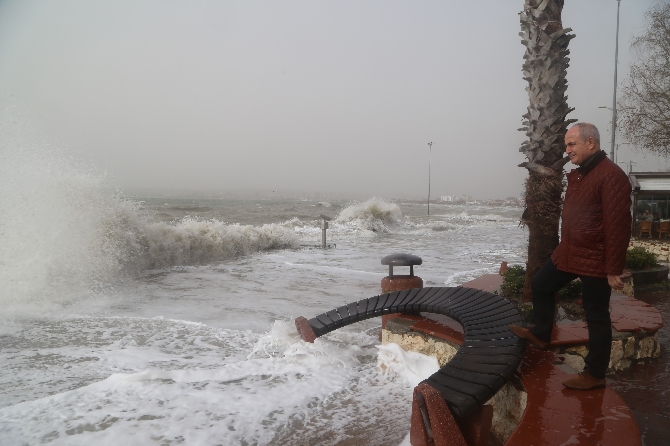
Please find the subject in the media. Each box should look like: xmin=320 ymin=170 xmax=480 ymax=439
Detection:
xmin=519 ymin=0 xmax=575 ymax=301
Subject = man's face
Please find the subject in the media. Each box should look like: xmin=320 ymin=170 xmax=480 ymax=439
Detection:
xmin=565 ymin=127 xmax=597 ymax=165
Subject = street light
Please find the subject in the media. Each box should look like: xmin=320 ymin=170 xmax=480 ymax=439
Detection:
xmin=601 ymin=137 xmax=631 ymax=164
xmin=427 ymin=142 xmax=433 ymax=215
xmin=599 ymin=104 xmax=631 ymax=163
xmin=627 ymin=160 xmax=636 ymax=174
xmin=610 ymin=0 xmax=622 ymax=162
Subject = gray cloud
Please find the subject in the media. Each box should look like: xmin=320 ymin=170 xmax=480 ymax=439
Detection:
xmin=0 ymin=0 xmax=664 ymax=199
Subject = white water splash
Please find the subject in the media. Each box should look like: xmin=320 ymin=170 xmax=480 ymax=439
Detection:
xmin=377 ymin=343 xmax=440 ymax=388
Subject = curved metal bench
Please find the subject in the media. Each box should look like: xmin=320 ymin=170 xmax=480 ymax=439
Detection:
xmin=295 ymin=286 xmax=526 ymax=418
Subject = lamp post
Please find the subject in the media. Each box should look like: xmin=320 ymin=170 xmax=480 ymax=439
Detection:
xmin=600 ymin=137 xmax=631 ymax=164
xmin=599 ymin=105 xmax=631 ymax=163
xmin=610 ymin=0 xmax=622 ymax=161
xmin=427 ymin=142 xmax=433 ymax=215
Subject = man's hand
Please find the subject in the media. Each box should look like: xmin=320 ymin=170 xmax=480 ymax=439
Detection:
xmin=608 ymin=274 xmax=625 ymax=290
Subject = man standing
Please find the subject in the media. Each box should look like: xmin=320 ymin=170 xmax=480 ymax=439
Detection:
xmin=510 ymin=122 xmax=632 ymax=390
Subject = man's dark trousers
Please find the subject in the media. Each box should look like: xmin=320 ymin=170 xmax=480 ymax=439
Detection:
xmin=530 ymin=260 xmax=612 ymax=379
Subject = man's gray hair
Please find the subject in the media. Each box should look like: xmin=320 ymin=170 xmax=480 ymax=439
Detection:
xmin=571 ymin=122 xmax=600 ymax=145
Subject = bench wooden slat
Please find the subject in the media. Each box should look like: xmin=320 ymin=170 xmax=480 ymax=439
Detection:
xmin=453 ymin=353 xmax=521 ymax=366
xmin=444 ymin=290 xmax=494 ymax=315
xmin=416 ymin=287 xmax=450 ymax=309
xmin=456 ymin=299 xmax=514 ymax=319
xmin=423 ymin=379 xmax=480 ymax=417
xmin=357 ymin=299 xmax=370 ymax=320
xmin=326 ymin=309 xmax=343 ymax=327
xmin=447 ymin=358 xmax=515 ymax=378
xmin=373 ymin=294 xmax=391 ymax=315
xmin=465 ymin=325 xmax=517 ymax=336
xmin=466 ymin=330 xmax=516 ymax=341
xmin=381 ymin=291 xmax=403 ymax=314
xmin=449 ymin=293 xmax=499 ymax=317
xmin=456 ymin=345 xmax=525 ymax=358
xmin=461 ymin=307 xmax=521 ymax=326
xmin=308 ymin=317 xmax=328 ymax=336
xmin=436 ymin=366 xmax=505 ymax=390
xmin=393 ymin=288 xmax=423 ymax=313
xmin=462 ymin=314 xmax=523 ymax=330
xmin=427 ymin=372 xmax=494 ymax=405
xmin=316 ymin=313 xmax=335 ymax=328
xmin=441 ymin=288 xmax=485 ymax=312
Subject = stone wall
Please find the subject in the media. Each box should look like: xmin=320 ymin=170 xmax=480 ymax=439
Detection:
xmin=381 ymin=319 xmax=459 ymax=366
xmin=556 ymin=330 xmax=661 ymax=373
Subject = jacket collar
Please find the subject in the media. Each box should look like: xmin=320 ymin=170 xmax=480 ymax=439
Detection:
xmin=576 ymin=150 xmax=607 ymax=176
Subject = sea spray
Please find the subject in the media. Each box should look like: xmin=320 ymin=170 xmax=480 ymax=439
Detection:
xmin=0 ymin=145 xmax=299 ymax=308
xmin=0 ymin=145 xmax=144 ymax=306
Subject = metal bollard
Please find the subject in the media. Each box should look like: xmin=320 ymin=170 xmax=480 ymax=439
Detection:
xmin=380 ymin=253 xmax=423 ymax=332
xmin=320 ymin=214 xmax=331 ymax=249
xmin=381 ymin=253 xmax=423 ymax=292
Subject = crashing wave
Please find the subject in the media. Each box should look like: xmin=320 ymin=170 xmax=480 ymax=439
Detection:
xmin=335 ymin=198 xmax=402 ymax=233
xmin=141 ymin=219 xmax=298 ymax=269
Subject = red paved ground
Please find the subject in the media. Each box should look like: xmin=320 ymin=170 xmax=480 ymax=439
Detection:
xmin=607 ymin=290 xmax=670 ymax=446
xmin=462 ymin=277 xmax=647 ymax=445
xmin=506 ymin=348 xmax=641 ymax=446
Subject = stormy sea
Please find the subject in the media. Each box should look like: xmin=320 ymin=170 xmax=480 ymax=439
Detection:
xmin=0 ymin=146 xmax=529 ymax=444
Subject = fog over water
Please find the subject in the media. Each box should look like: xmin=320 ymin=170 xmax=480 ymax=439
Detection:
xmin=0 ymin=0 xmax=667 ymax=200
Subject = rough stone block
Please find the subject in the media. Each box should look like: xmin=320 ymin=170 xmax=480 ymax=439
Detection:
xmin=381 ymin=328 xmax=458 ymax=367
xmin=563 ymin=353 xmax=585 ymax=372
xmin=636 ymin=337 xmax=655 ymax=359
xmin=653 ymin=341 xmax=661 ymax=358
xmin=565 ymin=345 xmax=588 ymax=357
xmin=609 ymin=340 xmax=624 ymax=369
xmin=486 ymin=381 xmax=527 ymax=443
xmin=623 ymin=337 xmax=635 ymax=358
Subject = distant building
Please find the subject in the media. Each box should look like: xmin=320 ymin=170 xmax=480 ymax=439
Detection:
xmin=629 ymin=171 xmax=670 ymax=224
xmin=440 ymin=195 xmax=472 ymax=203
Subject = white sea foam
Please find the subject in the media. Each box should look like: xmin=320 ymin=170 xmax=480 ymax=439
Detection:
xmin=0 ymin=318 xmax=413 ymax=445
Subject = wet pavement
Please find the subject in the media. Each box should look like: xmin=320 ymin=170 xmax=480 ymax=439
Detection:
xmin=607 ymin=290 xmax=670 ymax=446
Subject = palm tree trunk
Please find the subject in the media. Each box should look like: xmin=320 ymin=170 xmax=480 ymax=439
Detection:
xmin=519 ymin=0 xmax=575 ymax=301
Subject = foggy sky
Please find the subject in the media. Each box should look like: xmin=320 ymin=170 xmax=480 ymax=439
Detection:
xmin=0 ymin=0 xmax=666 ymax=200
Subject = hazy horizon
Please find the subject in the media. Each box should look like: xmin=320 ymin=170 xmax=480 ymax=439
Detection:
xmin=1 ymin=0 xmax=668 ymax=200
